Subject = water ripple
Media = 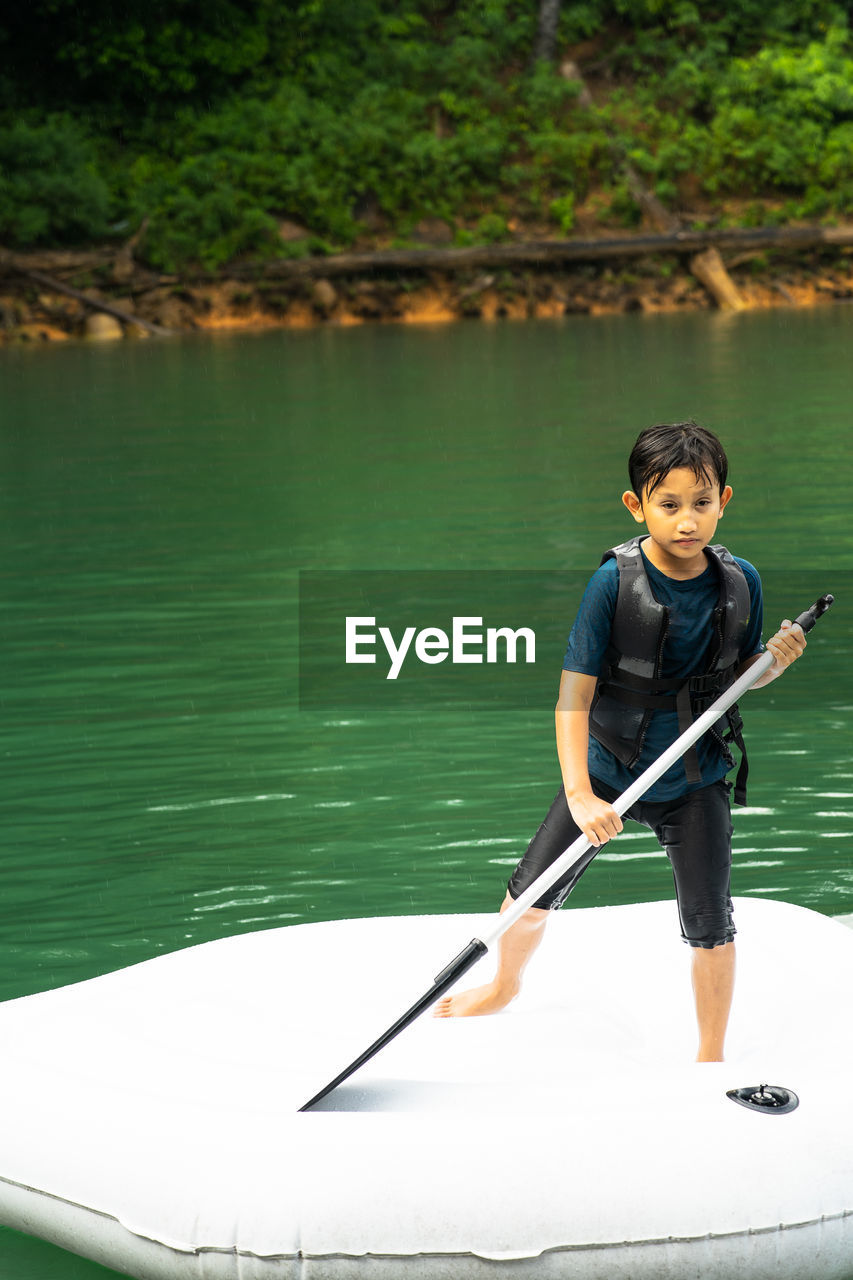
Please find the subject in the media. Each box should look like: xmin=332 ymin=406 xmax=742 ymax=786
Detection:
xmin=148 ymin=793 xmax=296 ymax=812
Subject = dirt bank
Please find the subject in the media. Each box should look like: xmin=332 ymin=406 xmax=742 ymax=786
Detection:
xmin=3 ymin=242 xmax=853 ymax=344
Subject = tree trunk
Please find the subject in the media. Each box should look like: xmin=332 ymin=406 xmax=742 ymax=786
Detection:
xmin=623 ymin=166 xmax=680 ymax=235
xmin=532 ymin=0 xmax=562 ymax=65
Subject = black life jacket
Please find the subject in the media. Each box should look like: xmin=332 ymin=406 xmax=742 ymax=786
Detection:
xmin=588 ymin=537 xmax=752 ymax=804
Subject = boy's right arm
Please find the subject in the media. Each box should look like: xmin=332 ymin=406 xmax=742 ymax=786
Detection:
xmin=555 ymin=670 xmax=624 ymax=848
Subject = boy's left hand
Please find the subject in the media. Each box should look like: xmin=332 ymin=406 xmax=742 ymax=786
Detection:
xmin=766 ymin=619 xmax=806 ymax=676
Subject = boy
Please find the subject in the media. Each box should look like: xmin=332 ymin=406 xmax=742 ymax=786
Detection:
xmin=435 ymin=421 xmax=806 ymax=1061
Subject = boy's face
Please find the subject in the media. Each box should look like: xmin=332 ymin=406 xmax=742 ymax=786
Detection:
xmin=621 ymin=466 xmax=733 ymax=575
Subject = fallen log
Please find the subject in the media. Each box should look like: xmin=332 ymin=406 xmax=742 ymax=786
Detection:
xmin=215 ymin=224 xmax=853 ymax=283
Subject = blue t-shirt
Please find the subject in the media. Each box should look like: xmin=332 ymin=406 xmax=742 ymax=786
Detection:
xmin=562 ymin=544 xmax=764 ymax=800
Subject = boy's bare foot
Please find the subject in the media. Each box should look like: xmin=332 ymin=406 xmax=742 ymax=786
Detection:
xmin=433 ymin=980 xmax=519 ymax=1018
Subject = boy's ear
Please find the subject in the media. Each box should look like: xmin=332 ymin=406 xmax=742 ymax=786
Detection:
xmin=622 ymin=490 xmax=645 ymax=523
xmin=719 ymin=485 xmax=733 ymax=514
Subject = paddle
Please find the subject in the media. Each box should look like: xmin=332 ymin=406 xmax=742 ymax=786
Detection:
xmin=299 ymin=594 xmax=834 ymax=1112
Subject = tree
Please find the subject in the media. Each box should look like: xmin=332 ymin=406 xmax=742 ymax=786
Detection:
xmin=532 ymin=0 xmax=562 ymax=64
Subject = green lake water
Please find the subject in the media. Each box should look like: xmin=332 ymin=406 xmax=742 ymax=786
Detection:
xmin=1 ymin=306 xmax=852 ymax=1277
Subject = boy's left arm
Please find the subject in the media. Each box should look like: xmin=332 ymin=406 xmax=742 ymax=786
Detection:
xmin=742 ymin=619 xmax=807 ymax=690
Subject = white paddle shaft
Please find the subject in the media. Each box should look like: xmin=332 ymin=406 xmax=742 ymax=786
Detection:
xmin=482 ymin=648 xmax=775 ymax=949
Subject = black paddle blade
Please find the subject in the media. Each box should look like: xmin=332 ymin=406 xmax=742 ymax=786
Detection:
xmin=299 ymin=937 xmax=488 ymax=1112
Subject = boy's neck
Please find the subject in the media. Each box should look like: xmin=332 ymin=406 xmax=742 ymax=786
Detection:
xmin=639 ymin=536 xmax=710 ymax=580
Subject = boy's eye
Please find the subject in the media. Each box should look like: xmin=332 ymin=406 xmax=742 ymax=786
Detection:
xmin=661 ymin=498 xmax=711 ymax=509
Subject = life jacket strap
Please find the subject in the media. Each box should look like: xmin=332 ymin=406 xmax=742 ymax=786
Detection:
xmin=723 ymin=703 xmax=749 ymax=806
xmin=595 ymin=663 xmax=749 ymax=800
xmin=599 ymin=652 xmax=739 ymax=700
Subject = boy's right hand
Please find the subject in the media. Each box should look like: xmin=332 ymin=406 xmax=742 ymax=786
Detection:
xmin=566 ymin=791 xmax=623 ymax=848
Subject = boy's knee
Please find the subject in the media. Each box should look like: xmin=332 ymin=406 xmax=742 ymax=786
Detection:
xmin=683 ymin=917 xmax=736 ymax=949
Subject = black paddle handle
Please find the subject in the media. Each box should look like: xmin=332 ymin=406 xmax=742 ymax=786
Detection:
xmin=794 ymin=594 xmax=834 ymax=632
xmin=433 ymin=938 xmax=489 ymax=985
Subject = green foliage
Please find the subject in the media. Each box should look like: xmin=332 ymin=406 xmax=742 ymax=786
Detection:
xmin=610 ymin=183 xmax=643 ymax=226
xmin=130 ymin=77 xmax=519 ymax=268
xmin=0 ymin=116 xmax=112 ymax=246
xmin=703 ymin=32 xmax=853 ymax=193
xmin=0 ymin=0 xmax=289 ymax=120
xmin=549 ymin=194 xmax=576 ymax=235
xmin=595 ymin=0 xmax=845 ymax=58
xmin=129 ymin=156 xmax=283 ymax=272
xmin=580 ymin=25 xmax=853 ymax=218
xmin=1 ymin=2 xmax=852 ymax=266
xmin=474 ymin=212 xmax=511 ymax=242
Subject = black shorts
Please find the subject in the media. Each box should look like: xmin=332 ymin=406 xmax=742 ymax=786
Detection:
xmin=507 ymin=777 xmax=735 ymax=949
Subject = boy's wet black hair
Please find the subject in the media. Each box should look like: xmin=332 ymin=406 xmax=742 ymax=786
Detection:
xmin=628 ymin=420 xmax=728 ymax=499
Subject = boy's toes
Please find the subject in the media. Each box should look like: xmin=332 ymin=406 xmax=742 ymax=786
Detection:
xmin=433 ymin=996 xmax=452 ymax=1017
